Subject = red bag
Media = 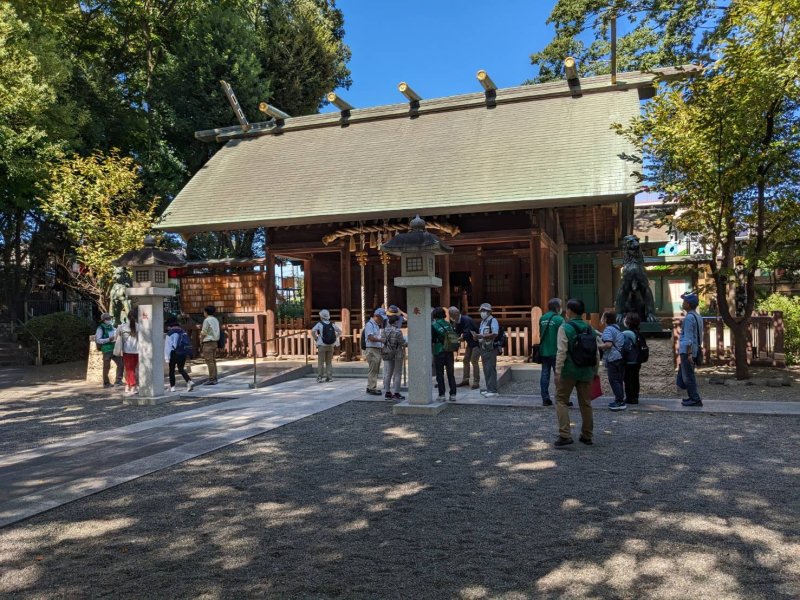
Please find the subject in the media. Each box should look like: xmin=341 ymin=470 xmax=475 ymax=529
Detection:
xmin=590 ymin=375 xmax=603 ymax=400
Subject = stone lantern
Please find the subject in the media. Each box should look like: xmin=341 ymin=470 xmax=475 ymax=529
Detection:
xmin=380 ymin=215 xmax=453 ymax=415
xmin=113 ymin=235 xmax=185 ymax=404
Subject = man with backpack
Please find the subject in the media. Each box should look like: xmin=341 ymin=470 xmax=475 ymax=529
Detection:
xmin=164 ymin=317 xmax=195 ymax=392
xmin=432 ymin=307 xmax=459 ymax=402
xmin=599 ymin=310 xmax=628 ymax=411
xmin=449 ymin=306 xmax=480 ymax=390
xmin=677 ymin=292 xmax=703 ymax=407
xmin=472 ymin=302 xmax=500 ymax=398
xmin=311 ymin=309 xmax=341 ymax=383
xmin=554 ymin=298 xmax=599 ymax=447
xmin=538 ymin=298 xmax=565 ymax=406
xmin=95 ymin=312 xmax=123 ymax=388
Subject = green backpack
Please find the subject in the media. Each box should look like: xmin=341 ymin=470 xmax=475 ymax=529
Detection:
xmin=436 ymin=322 xmax=461 ymax=352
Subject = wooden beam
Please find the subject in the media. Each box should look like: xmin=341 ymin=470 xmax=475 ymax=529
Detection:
xmin=476 ymin=70 xmax=497 ymax=92
xmin=564 ymin=57 xmax=579 ymax=81
xmin=397 ymin=82 xmax=422 ymax=102
xmin=326 ymin=92 xmax=354 ymax=111
xmin=219 ymin=80 xmax=250 ymax=131
xmin=258 ymin=102 xmax=290 ymax=121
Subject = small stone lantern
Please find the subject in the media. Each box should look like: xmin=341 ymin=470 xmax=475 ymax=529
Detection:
xmin=113 ymin=236 xmax=185 ymax=404
xmin=381 ymin=215 xmax=453 ymax=415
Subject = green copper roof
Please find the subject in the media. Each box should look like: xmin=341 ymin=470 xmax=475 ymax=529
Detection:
xmin=159 ymin=68 xmax=693 ymax=233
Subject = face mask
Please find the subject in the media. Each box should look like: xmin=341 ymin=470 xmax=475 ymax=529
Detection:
xmin=103 ymin=319 xmax=111 ymax=325
xmin=480 ymin=311 xmax=488 ymax=319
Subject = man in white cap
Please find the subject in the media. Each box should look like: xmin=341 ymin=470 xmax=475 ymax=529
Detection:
xmin=677 ymin=292 xmax=703 ymax=407
xmin=95 ymin=312 xmax=123 ymax=388
xmin=311 ymin=309 xmax=341 ymax=382
xmin=363 ymin=307 xmax=385 ymax=395
xmin=472 ymin=302 xmax=499 ymax=397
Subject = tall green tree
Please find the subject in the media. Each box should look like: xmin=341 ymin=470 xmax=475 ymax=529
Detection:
xmin=527 ymin=0 xmax=729 ymax=83
xmin=614 ymin=0 xmax=800 ymax=379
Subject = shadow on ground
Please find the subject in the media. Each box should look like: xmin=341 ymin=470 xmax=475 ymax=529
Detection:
xmin=1 ymin=403 xmax=798 ymax=599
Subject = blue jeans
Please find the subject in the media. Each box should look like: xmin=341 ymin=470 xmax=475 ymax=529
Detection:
xmin=540 ymin=355 xmax=556 ymax=401
xmin=677 ymin=353 xmax=701 ymax=401
xmin=606 ymin=359 xmax=625 ymax=403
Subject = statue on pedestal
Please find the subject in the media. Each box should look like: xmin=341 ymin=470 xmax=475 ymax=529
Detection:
xmin=615 ymin=235 xmax=658 ymax=324
xmin=110 ymin=266 xmax=133 ymax=326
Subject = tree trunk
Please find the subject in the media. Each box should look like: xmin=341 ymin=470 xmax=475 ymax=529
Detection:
xmin=730 ymin=320 xmax=750 ymax=380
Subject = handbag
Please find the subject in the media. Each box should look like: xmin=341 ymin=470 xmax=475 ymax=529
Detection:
xmin=112 ymin=332 xmax=124 ymax=357
xmin=590 ymin=375 xmax=603 ymax=400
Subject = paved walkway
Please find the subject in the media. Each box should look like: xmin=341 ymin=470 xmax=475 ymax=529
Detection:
xmin=2 ymin=367 xmax=798 ymax=529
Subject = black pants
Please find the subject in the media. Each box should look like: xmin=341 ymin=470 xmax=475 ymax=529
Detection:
xmin=169 ymin=351 xmax=191 ymax=387
xmin=434 ymin=352 xmax=456 ymax=397
xmin=624 ymin=363 xmax=641 ymax=402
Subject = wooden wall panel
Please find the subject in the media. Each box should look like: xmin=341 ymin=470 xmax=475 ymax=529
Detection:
xmin=180 ymin=272 xmax=267 ymax=315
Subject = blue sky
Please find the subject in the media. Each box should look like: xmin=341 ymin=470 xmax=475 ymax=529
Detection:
xmin=322 ymin=1 xmax=557 ymax=112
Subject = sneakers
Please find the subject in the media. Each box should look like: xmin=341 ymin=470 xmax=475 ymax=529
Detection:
xmin=170 ymin=386 xmax=177 ymax=392
xmin=392 ymin=393 xmax=405 ymax=400
xmin=554 ymin=437 xmax=574 ymax=448
xmin=542 ymin=399 xmax=553 ymax=406
xmin=325 ymin=377 xmax=332 ymax=382
xmin=205 ymin=379 xmax=218 ymax=385
xmin=448 ymin=395 xmax=457 ymax=402
xmin=436 ymin=395 xmax=446 ymax=402
xmin=579 ymin=436 xmax=593 ymax=445
xmin=114 ymin=381 xmax=123 ymax=387
xmin=608 ymin=401 xmax=627 ymax=411
xmin=457 ymin=381 xmax=469 ymax=387
xmin=103 ymin=383 xmax=113 ymax=388
xmin=317 ymin=377 xmax=324 ymax=383
xmin=187 ymin=381 xmax=194 ymax=392
xmin=366 ymin=388 xmax=382 ymax=396
xmin=385 ymin=391 xmax=393 ymax=399
xmin=682 ymin=398 xmax=703 ymax=407
xmin=470 ymin=383 xmax=480 ymax=390
xmin=483 ymin=392 xmax=499 ymax=398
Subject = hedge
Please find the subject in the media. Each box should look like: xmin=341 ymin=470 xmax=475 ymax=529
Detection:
xmin=18 ymin=313 xmax=97 ymax=364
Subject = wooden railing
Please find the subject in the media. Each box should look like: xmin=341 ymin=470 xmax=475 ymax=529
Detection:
xmin=672 ymin=311 xmax=785 ymax=367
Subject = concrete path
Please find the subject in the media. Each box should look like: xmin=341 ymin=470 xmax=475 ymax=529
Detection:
xmin=2 ymin=365 xmax=798 ymax=529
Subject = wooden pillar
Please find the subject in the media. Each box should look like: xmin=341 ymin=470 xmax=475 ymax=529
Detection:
xmin=511 ymin=253 xmax=521 ymax=304
xmin=439 ymin=253 xmax=451 ymax=308
xmin=303 ymin=257 xmax=312 ymax=328
xmin=356 ymin=250 xmax=368 ymax=326
xmin=340 ymin=246 xmax=352 ymax=315
xmin=540 ymin=238 xmax=551 ymax=308
xmin=530 ymin=236 xmax=540 ymax=309
xmin=265 ymin=253 xmax=277 ymax=357
xmin=381 ymin=251 xmax=391 ymax=308
xmin=473 ymin=246 xmax=484 ymax=304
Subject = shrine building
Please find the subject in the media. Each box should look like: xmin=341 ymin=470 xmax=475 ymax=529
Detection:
xmin=157 ymin=67 xmax=692 ymax=346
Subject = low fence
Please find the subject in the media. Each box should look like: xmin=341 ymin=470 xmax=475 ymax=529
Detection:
xmin=672 ymin=311 xmax=785 ymax=367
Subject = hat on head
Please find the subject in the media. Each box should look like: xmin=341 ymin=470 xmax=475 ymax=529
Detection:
xmin=479 ymin=303 xmax=492 ymax=312
xmin=386 ymin=305 xmax=400 ymax=316
xmin=374 ymin=307 xmax=387 ymax=318
xmin=680 ymin=292 xmax=699 ymax=308
xmin=319 ymin=309 xmax=330 ymax=320
xmin=100 ymin=313 xmax=112 ymax=321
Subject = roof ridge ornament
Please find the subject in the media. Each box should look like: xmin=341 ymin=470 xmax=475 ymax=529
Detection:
xmin=410 ymin=214 xmax=426 ymax=231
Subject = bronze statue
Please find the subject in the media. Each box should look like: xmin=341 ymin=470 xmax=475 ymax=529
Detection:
xmin=615 ymin=235 xmax=658 ymax=324
xmin=110 ymin=266 xmax=133 ymax=326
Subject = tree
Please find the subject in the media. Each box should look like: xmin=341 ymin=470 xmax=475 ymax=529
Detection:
xmin=613 ymin=0 xmax=800 ymax=379
xmin=40 ymin=151 xmax=159 ymax=312
xmin=526 ymin=0 xmax=729 ymax=83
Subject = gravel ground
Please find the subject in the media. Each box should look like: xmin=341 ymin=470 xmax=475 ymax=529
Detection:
xmin=1 ymin=402 xmax=798 ymax=599
xmin=502 ymin=338 xmax=800 ymax=401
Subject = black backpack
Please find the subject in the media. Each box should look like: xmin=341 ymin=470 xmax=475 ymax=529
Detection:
xmin=360 ymin=328 xmax=367 ymax=350
xmin=217 ymin=328 xmax=226 ymax=350
xmin=320 ymin=321 xmax=337 ymax=345
xmin=565 ymin=321 xmax=597 ymax=367
xmin=175 ymin=330 xmax=194 ymax=358
xmin=493 ymin=323 xmax=508 ymax=354
xmin=634 ymin=331 xmax=649 ymax=364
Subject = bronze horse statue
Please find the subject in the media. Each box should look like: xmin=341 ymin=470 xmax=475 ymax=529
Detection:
xmin=615 ymin=235 xmax=658 ymax=324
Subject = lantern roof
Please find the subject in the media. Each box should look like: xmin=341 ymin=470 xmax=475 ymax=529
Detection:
xmin=113 ymin=236 xmax=186 ymax=268
xmin=380 ymin=215 xmax=453 ymax=256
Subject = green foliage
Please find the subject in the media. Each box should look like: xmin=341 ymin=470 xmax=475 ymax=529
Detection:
xmin=18 ymin=312 xmax=96 ymax=364
xmin=40 ymin=151 xmax=158 ymax=310
xmin=527 ymin=0 xmax=723 ymax=83
xmin=278 ymin=301 xmax=304 ymax=320
xmin=758 ymin=294 xmax=800 ymax=365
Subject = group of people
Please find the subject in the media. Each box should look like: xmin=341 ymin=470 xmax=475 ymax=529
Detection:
xmin=95 ymin=305 xmax=222 ymax=394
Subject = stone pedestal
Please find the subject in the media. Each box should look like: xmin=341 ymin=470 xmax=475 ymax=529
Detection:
xmin=127 ymin=288 xmax=171 ymax=402
xmin=392 ymin=276 xmax=447 ymax=416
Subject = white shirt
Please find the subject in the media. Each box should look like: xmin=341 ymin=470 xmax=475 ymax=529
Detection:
xmin=311 ymin=320 xmax=342 ymax=347
xmin=201 ymin=315 xmax=220 ymax=342
xmin=364 ymin=319 xmax=383 ymax=349
xmin=116 ymin=323 xmax=138 ymax=354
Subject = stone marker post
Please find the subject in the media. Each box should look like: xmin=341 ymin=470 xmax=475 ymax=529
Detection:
xmin=113 ymin=236 xmax=185 ymax=405
xmin=381 ymin=215 xmax=453 ymax=416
